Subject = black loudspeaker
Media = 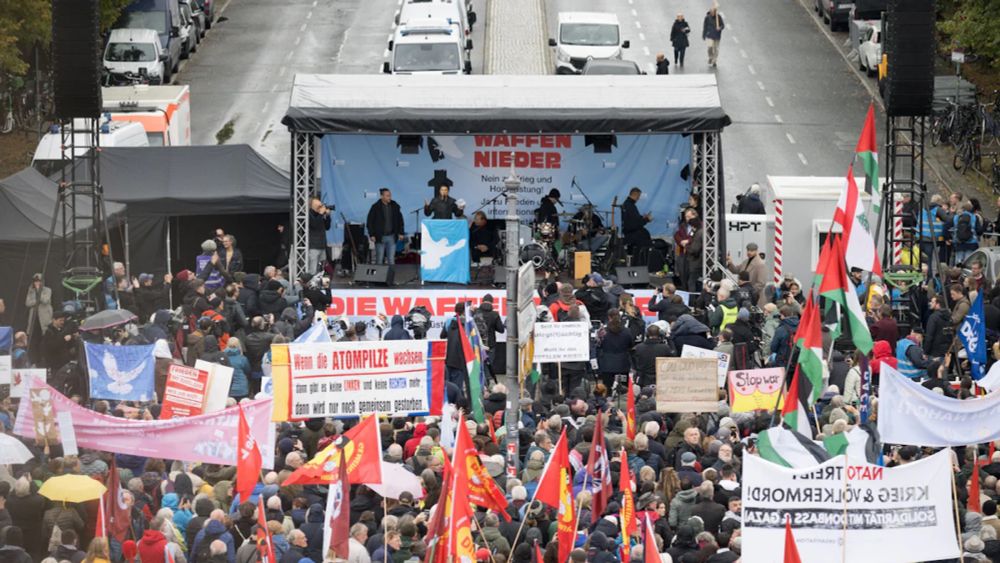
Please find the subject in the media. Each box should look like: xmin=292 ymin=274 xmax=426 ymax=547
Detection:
xmin=884 ymin=0 xmax=935 ymax=117
xmin=616 ymin=266 xmax=650 ymax=287
xmin=353 ymin=264 xmax=394 ymax=286
xmin=52 ymin=0 xmax=102 ymax=119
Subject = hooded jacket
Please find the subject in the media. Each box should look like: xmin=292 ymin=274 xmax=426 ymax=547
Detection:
xmin=138 ymin=529 xmax=169 ymax=563
xmin=668 ymin=488 xmax=699 ymax=527
xmin=237 ymin=275 xmax=260 ymax=318
xmin=671 ymin=314 xmax=714 ymax=351
xmin=186 ymin=497 xmax=216 ymax=549
xmin=257 ymin=287 xmax=288 ymax=317
xmin=383 ymin=315 xmax=411 ymax=341
xmin=299 ymin=503 xmax=326 ymax=562
xmin=224 ymin=348 xmax=251 ymax=398
xmin=770 ymin=316 xmax=801 ymax=367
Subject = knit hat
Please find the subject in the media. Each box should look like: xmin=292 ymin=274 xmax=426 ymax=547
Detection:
xmin=589 ymin=273 xmax=604 ymax=285
xmin=266 ymin=279 xmax=283 ymax=291
xmin=139 ymin=273 xmax=154 ymax=283
xmin=201 ymin=239 xmax=217 ymax=253
xmin=965 ymin=535 xmax=985 ymax=553
xmin=80 ymin=454 xmax=108 ymax=477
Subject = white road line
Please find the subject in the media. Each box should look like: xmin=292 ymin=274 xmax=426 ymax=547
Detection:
xmin=798 ymin=152 xmax=809 ymax=165
xmin=774 ymin=114 xmax=783 ymax=123
xmin=306 ymin=11 xmax=312 ymax=19
xmin=271 ymin=84 xmax=278 ymax=92
xmin=732 ymin=36 xmax=739 ymax=44
xmin=261 ymin=101 xmax=269 ymax=114
xmin=311 ymin=0 xmax=316 ymax=5
xmin=631 ymin=8 xmax=637 ymax=16
xmin=765 ymin=96 xmax=774 ymax=107
xmin=387 ymin=34 xmax=392 ymax=42
xmin=643 ymin=46 xmax=650 ymax=56
xmin=294 ymin=36 xmax=301 ymax=45
xmin=279 ymin=66 xmax=287 ymax=76
xmin=786 ymin=133 xmax=797 ymax=145
xmin=747 ymin=64 xmax=756 ymax=75
xmin=639 ymin=32 xmax=646 ymax=41
xmin=740 ymin=49 xmax=748 ymax=58
xmin=635 ymin=21 xmax=641 ymax=29
xmin=628 ymin=0 xmax=633 ymax=4
xmin=299 ymin=23 xmax=307 ymax=32
xmin=284 ymin=51 xmax=293 ymax=61
xmin=756 ymin=80 xmax=765 ymax=90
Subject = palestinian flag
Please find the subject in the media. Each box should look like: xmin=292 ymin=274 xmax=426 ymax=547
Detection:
xmin=458 ymin=318 xmax=485 ymax=423
xmin=757 ymin=424 xmax=828 ymax=468
xmin=822 ymin=425 xmax=881 ymax=464
xmin=779 ymin=368 xmax=813 ymax=438
xmin=856 ymin=103 xmax=880 ymax=217
xmin=833 ymin=166 xmax=882 ymax=276
xmin=819 ymin=235 xmax=874 ymax=355
xmin=793 ymin=291 xmax=824 ymax=404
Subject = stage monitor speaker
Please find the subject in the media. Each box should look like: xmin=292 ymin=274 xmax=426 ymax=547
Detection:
xmin=52 ymin=0 xmax=102 ymax=119
xmin=353 ymin=264 xmax=394 ymax=286
xmin=616 ymin=266 xmax=650 ymax=287
xmin=884 ymin=0 xmax=935 ymax=117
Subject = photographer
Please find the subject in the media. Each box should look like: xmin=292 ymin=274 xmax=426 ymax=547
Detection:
xmin=726 ymin=242 xmax=767 ymax=302
xmin=649 ymin=283 xmax=691 ymax=323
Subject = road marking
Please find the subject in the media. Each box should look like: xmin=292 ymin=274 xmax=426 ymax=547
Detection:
xmin=765 ymin=96 xmax=774 ymax=107
xmin=747 ymin=64 xmax=756 ymax=75
xmin=732 ymin=36 xmax=739 ymax=44
xmin=756 ymin=80 xmax=766 ymax=90
xmin=284 ymin=51 xmax=293 ymax=61
xmin=740 ymin=49 xmax=748 ymax=58
xmin=299 ymin=23 xmax=307 ymax=32
xmin=306 ymin=11 xmax=312 ymax=19
xmin=261 ymin=101 xmax=269 ymax=114
xmin=311 ymin=0 xmax=316 ymax=5
xmin=798 ymin=152 xmax=809 ymax=165
xmin=294 ymin=36 xmax=301 ymax=45
xmin=775 ymin=114 xmax=783 ymax=123
xmin=387 ymin=34 xmax=392 ymax=42
xmin=271 ymin=84 xmax=278 ymax=92
xmin=628 ymin=0 xmax=633 ymax=4
xmin=279 ymin=66 xmax=287 ymax=76
xmin=639 ymin=32 xmax=646 ymax=41
xmin=631 ymin=8 xmax=637 ymax=16
xmin=786 ymin=133 xmax=797 ymax=145
xmin=635 ymin=21 xmax=641 ymax=29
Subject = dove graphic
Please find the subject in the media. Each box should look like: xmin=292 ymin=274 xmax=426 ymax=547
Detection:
xmin=99 ymin=349 xmax=148 ymax=396
xmin=420 ymin=223 xmax=466 ymax=270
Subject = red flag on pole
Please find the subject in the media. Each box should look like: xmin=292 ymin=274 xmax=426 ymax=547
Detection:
xmin=969 ymin=467 xmax=982 ymax=513
xmin=324 ymin=450 xmax=351 ymax=560
xmin=584 ymin=410 xmax=612 ymax=525
xmin=105 ymin=459 xmax=131 ymax=543
xmin=534 ymin=428 xmax=576 ymax=563
xmin=619 ymin=448 xmax=637 ymax=558
xmin=533 ymin=539 xmax=544 ymax=563
xmin=446 ymin=414 xmax=477 ymax=561
xmin=236 ymin=405 xmax=262 ymax=503
xmin=283 ymin=415 xmax=383 ymax=486
xmin=95 ymin=492 xmax=108 ymax=539
xmin=626 ymin=375 xmax=637 ymax=440
xmin=455 ymin=410 xmax=510 ymax=520
xmin=784 ymin=516 xmax=803 ymax=563
xmin=255 ymin=496 xmax=276 ymax=563
xmin=643 ymin=514 xmax=659 ymax=563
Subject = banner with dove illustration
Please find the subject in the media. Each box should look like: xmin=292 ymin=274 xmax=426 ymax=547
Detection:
xmin=420 ymin=220 xmax=470 ymax=284
xmin=85 ymin=343 xmax=156 ymax=401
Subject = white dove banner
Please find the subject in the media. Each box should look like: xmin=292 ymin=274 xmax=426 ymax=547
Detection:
xmin=420 ymin=220 xmax=470 ymax=284
xmin=85 ymin=343 xmax=156 ymax=401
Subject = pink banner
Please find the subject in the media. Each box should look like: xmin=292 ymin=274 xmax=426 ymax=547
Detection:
xmin=14 ymin=378 xmax=275 ymax=468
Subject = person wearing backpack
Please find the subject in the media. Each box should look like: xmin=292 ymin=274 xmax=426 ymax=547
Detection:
xmin=953 ymin=201 xmax=983 ymax=265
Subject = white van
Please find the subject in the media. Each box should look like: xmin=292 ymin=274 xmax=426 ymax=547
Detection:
xmin=103 ymin=28 xmax=168 ymax=85
xmin=548 ymin=12 xmax=629 ymax=75
xmin=32 ymin=117 xmax=149 ymax=176
xmin=397 ymin=0 xmax=474 ymax=41
xmin=384 ymin=19 xmax=471 ymax=75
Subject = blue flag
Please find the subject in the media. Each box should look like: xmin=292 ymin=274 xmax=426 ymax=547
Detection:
xmin=959 ymin=292 xmax=987 ymax=380
xmin=420 ymin=220 xmax=470 ymax=284
xmin=294 ymin=321 xmax=332 ymax=344
xmin=84 ymin=342 xmax=156 ymax=401
xmin=858 ymin=355 xmax=871 ymax=425
xmin=0 ymin=327 xmax=11 ymax=352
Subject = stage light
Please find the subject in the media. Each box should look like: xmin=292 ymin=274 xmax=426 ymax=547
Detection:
xmin=396 ymin=135 xmax=423 ymax=154
xmin=585 ymin=134 xmax=617 ymax=154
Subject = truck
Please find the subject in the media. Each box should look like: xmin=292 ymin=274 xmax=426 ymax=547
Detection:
xmin=32 ymin=117 xmax=149 ymax=176
xmin=101 ymin=84 xmax=192 ymax=146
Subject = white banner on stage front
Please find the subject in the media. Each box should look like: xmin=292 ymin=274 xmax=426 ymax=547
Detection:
xmin=879 ymin=364 xmax=1000 ymax=447
xmin=742 ymin=450 xmax=959 ymax=563
xmin=288 ymin=341 xmax=434 ymax=418
xmin=532 ymin=322 xmax=590 ymax=363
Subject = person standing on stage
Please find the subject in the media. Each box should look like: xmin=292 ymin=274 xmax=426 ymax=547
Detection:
xmin=536 ymin=188 xmax=561 ymax=227
xmin=622 ymin=187 xmax=653 ymax=249
xmin=424 ymin=185 xmax=464 ymax=219
xmin=469 ymin=211 xmax=499 ymax=263
xmin=367 ymin=188 xmax=405 ymax=265
xmin=308 ymin=197 xmax=332 ymax=273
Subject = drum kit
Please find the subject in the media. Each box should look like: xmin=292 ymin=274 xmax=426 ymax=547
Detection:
xmin=516 ymin=207 xmax=615 ymax=271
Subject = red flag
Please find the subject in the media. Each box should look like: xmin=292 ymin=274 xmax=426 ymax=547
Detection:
xmin=428 ymin=340 xmax=447 ymax=415
xmin=324 ymin=451 xmax=351 ymax=559
xmin=784 ymin=517 xmax=803 ymax=563
xmin=255 ymin=496 xmax=276 ymax=563
xmin=534 ymin=428 xmax=576 ymax=563
xmin=585 ymin=410 xmax=613 ymax=525
xmin=455 ymin=410 xmax=510 ymax=520
xmin=486 ymin=416 xmax=498 ymax=446
xmin=533 ymin=539 xmax=544 ymax=563
xmin=643 ymin=514 xmax=659 ymax=563
xmin=447 ymin=415 xmax=477 ymax=561
xmin=105 ymin=459 xmax=132 ymax=542
xmin=236 ymin=405 xmax=262 ymax=503
xmin=283 ymin=415 xmax=383 ymax=485
xmin=969 ymin=467 xmax=982 ymax=513
xmin=626 ymin=375 xmax=636 ymax=440
xmin=424 ymin=449 xmax=452 ymax=563
xmin=619 ymin=448 xmax=637 ymax=559
xmin=95 ymin=492 xmax=108 ymax=539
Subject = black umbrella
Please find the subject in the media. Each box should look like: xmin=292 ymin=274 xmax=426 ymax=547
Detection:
xmin=79 ymin=309 xmax=137 ymax=332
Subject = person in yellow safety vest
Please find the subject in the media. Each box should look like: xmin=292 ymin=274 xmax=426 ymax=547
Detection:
xmin=709 ymin=286 xmax=739 ymax=335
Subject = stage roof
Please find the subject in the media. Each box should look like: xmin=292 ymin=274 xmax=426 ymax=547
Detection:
xmin=282 ymin=74 xmax=731 ymax=135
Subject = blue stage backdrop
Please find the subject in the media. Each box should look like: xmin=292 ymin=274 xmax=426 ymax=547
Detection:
xmin=319 ymin=134 xmax=692 ymax=244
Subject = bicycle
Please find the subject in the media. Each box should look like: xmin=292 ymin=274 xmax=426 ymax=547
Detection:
xmin=953 ymin=135 xmax=982 ymax=174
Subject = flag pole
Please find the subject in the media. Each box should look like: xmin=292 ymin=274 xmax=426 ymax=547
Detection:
xmin=383 ymin=495 xmax=388 ymax=563
xmin=951 ymin=468 xmax=965 ymax=563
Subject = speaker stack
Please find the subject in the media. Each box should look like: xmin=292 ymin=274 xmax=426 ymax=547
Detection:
xmin=52 ymin=0 xmax=103 ymax=119
xmin=883 ymin=0 xmax=935 ymax=117
xmin=353 ymin=264 xmax=395 ymax=286
xmin=615 ymin=266 xmax=650 ymax=288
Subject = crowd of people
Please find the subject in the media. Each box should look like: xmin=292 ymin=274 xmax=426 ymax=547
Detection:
xmin=4 ymin=185 xmax=1000 ymax=563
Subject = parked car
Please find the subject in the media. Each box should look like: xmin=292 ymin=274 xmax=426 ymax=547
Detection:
xmin=103 ymin=28 xmax=168 ymax=85
xmin=580 ymin=59 xmax=643 ymax=75
xmin=384 ymin=19 xmax=471 ymax=75
xmin=549 ymin=12 xmax=629 ymax=75
xmin=178 ymin=0 xmax=196 ymax=58
xmin=115 ymin=0 xmax=183 ymax=83
xmin=816 ymin=0 xmax=853 ymax=31
xmin=183 ymin=0 xmax=205 ymax=39
xmin=858 ymin=22 xmax=881 ymax=76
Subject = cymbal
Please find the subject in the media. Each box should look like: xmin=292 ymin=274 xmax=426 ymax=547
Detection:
xmin=557 ymin=212 xmax=578 ymax=217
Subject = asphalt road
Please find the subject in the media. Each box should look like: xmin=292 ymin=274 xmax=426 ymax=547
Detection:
xmin=545 ymin=0 xmax=886 ymax=204
xmin=177 ymin=0 xmax=487 ymax=169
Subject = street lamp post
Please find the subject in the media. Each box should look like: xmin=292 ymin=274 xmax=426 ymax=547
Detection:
xmin=503 ymin=167 xmax=521 ymax=476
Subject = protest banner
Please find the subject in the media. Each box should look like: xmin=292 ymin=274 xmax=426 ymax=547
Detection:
xmin=286 ymin=340 xmax=444 ymax=419
xmin=85 ymin=343 xmax=156 ymax=401
xmin=14 ymin=379 xmax=275 ymax=468
xmin=195 ymin=360 xmax=234 ymax=413
xmin=655 ymin=357 xmax=717 ymax=413
xmin=879 ymin=364 xmax=1000 ymax=446
xmin=11 ymin=368 xmax=46 ymax=398
xmin=681 ymin=345 xmax=730 ymax=387
xmin=161 ymin=364 xmax=209 ymax=419
xmin=728 ymin=368 xmax=784 ymax=412
xmin=741 ymin=450 xmax=959 ymax=563
xmin=533 ymin=322 xmax=590 ymax=363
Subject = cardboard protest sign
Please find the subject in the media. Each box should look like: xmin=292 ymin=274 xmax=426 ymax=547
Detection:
xmin=533 ymin=322 xmax=590 ymax=363
xmin=195 ymin=360 xmax=234 ymax=414
xmin=681 ymin=345 xmax=730 ymax=387
xmin=728 ymin=368 xmax=784 ymax=412
xmin=161 ymin=364 xmax=209 ymax=419
xmin=655 ymin=357 xmax=718 ymax=412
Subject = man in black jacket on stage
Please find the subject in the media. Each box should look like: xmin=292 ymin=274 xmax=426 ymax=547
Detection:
xmin=622 ymin=187 xmax=653 ymax=250
xmin=367 ymin=188 xmax=405 ymax=265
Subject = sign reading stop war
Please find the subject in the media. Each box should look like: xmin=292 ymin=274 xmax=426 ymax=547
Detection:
xmin=533 ymin=322 xmax=590 ymax=363
xmin=728 ymin=368 xmax=785 ymax=412
xmin=655 ymin=357 xmax=718 ymax=412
